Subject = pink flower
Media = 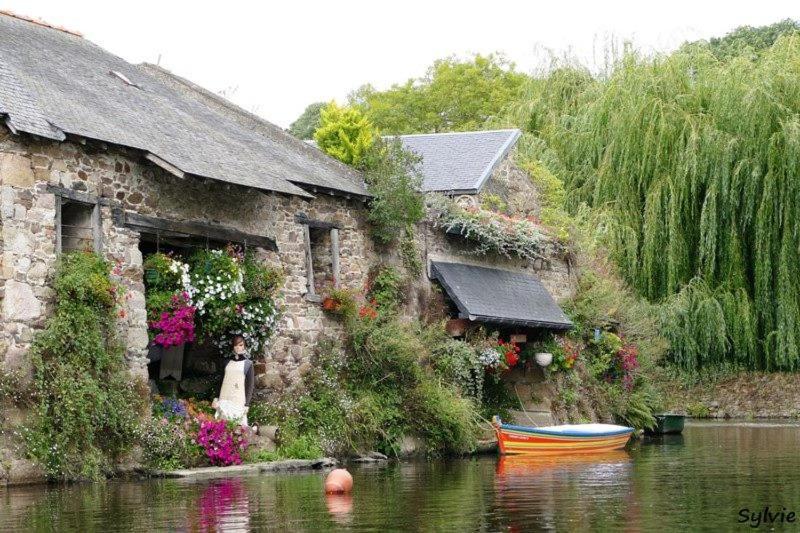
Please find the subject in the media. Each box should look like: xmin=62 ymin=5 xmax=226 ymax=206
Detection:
xmin=150 ymin=292 xmax=197 ymax=347
xmin=196 ymin=420 xmax=248 ymax=466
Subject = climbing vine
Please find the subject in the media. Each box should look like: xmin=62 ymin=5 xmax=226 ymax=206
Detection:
xmin=25 ymin=252 xmax=146 ymax=481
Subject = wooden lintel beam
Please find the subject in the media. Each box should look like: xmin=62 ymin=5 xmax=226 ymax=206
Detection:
xmin=294 ymin=213 xmax=341 ymax=230
xmin=145 ymin=153 xmax=185 ymax=179
xmin=46 ymin=184 xmax=111 ymax=206
xmin=113 ymin=208 xmax=277 ymax=251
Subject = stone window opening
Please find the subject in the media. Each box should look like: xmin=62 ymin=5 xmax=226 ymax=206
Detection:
xmin=297 ymin=214 xmax=340 ymax=302
xmin=56 ymin=197 xmax=101 ymax=253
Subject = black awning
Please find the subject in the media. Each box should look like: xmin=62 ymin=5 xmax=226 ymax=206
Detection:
xmin=431 ymin=261 xmax=572 ymax=330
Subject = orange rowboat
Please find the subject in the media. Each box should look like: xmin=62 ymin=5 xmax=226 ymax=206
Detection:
xmin=492 ymin=417 xmax=634 ymax=455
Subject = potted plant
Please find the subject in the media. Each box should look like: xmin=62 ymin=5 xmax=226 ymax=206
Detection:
xmin=445 ymin=318 xmax=469 ymax=337
xmin=322 ymin=295 xmax=341 ymax=312
xmin=150 ymin=292 xmax=196 ymax=380
xmin=322 ymin=287 xmax=357 ymax=317
xmin=534 ymin=352 xmax=553 ymax=367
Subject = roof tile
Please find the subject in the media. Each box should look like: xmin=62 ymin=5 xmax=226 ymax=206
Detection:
xmin=397 ymin=129 xmax=521 ymax=194
xmin=0 ymin=13 xmax=367 ymax=198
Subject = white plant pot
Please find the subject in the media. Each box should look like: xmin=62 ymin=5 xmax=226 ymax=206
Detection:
xmin=534 ymin=352 xmax=553 ymax=367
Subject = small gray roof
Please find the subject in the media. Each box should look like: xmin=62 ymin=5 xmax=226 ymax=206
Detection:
xmin=397 ymin=129 xmax=521 ymax=194
xmin=431 ymin=261 xmax=572 ymax=330
xmin=0 ymin=13 xmax=367 ymax=198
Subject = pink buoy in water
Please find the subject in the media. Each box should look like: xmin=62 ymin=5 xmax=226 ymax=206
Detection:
xmin=324 ymin=468 xmax=353 ymax=494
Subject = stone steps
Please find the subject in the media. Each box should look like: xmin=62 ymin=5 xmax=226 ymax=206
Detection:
xmin=507 ymin=409 xmax=554 ymax=427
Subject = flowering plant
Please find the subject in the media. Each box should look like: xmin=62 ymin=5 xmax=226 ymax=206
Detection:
xmin=427 ymin=195 xmax=565 ymax=261
xmin=358 ymin=299 xmax=379 ymax=320
xmin=546 ymin=336 xmax=582 ymax=372
xmin=478 ymin=348 xmax=502 ymax=369
xmin=497 ymin=340 xmax=521 ymax=368
xmin=159 ymin=397 xmax=188 ymax=419
xmin=144 ymin=247 xmax=282 ymax=353
xmin=196 ymin=419 xmax=248 ymax=466
xmin=613 ymin=342 xmax=639 ymax=391
xmin=150 ymin=292 xmax=197 ymax=347
xmin=189 ymin=248 xmax=280 ymax=351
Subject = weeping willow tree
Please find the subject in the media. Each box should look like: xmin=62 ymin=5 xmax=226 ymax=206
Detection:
xmin=510 ymin=36 xmax=800 ymax=371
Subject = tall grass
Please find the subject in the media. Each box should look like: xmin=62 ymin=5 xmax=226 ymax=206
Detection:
xmin=508 ymin=36 xmax=800 ymax=370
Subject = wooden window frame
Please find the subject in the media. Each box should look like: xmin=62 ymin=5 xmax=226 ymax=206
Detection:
xmin=54 ymin=192 xmax=102 ymax=254
xmin=297 ymin=214 xmax=340 ymax=302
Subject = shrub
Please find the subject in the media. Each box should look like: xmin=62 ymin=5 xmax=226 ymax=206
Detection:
xmin=367 ymin=264 xmax=406 ymax=312
xmin=314 ymin=102 xmax=375 ymax=167
xmin=409 ymin=380 xmax=478 ymax=454
xmin=360 ymin=138 xmax=425 ymax=245
xmin=138 ymin=416 xmax=203 ymax=471
xmin=251 ymin=313 xmax=484 ymax=457
xmin=430 ymin=339 xmax=484 ymax=402
xmin=480 ymin=193 xmax=508 ymax=213
xmin=609 ymin=388 xmax=657 ymax=430
xmin=686 ymin=402 xmax=711 ymax=418
xmin=278 ymin=435 xmax=324 ymax=460
xmin=26 ymin=252 xmax=146 ymax=481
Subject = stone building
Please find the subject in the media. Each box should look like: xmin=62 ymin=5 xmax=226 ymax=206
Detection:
xmin=0 ymin=12 xmax=373 ymax=396
xmin=398 ymin=129 xmax=575 ymax=328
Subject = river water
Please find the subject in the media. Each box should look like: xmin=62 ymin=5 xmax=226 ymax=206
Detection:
xmin=2 ymin=420 xmax=800 ymax=531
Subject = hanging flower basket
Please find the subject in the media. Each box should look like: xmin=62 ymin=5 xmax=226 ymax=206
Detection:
xmin=445 ymin=318 xmax=469 ymax=337
xmin=144 ymin=268 xmax=160 ymax=285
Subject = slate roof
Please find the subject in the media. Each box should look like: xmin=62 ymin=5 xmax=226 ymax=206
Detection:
xmin=431 ymin=261 xmax=572 ymax=330
xmin=396 ymin=129 xmax=521 ymax=194
xmin=0 ymin=12 xmax=368 ymax=198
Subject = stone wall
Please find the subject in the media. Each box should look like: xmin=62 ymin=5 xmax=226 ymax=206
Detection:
xmin=479 ymin=151 xmax=540 ymax=218
xmin=0 ymin=130 xmax=373 ymax=397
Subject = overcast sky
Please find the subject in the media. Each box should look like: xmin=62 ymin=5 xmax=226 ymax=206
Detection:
xmin=5 ymin=1 xmax=799 ymax=127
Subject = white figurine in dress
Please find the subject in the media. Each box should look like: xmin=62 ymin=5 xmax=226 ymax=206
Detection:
xmin=212 ymin=335 xmax=254 ymax=427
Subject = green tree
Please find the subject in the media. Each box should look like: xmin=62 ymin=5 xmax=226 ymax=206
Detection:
xmin=288 ymin=101 xmax=325 ymax=139
xmin=350 ymin=54 xmax=528 ymax=134
xmin=314 ymin=102 xmax=376 ymax=167
xmin=682 ymin=18 xmax=800 ymax=60
xmin=504 ymin=34 xmax=800 ymax=371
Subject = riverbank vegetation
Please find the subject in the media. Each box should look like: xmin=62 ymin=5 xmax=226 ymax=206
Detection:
xmin=249 ymin=265 xmax=487 ymax=457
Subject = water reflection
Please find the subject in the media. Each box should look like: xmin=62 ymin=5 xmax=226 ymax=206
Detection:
xmin=494 ymin=451 xmax=634 ymax=531
xmin=195 ymin=478 xmax=250 ymax=532
xmin=2 ymin=421 xmax=800 ymax=531
xmin=325 ymin=493 xmax=354 ymax=525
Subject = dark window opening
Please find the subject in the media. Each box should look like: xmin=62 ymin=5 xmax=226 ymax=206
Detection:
xmin=58 ymin=199 xmax=100 ymax=253
xmin=309 ymin=227 xmax=334 ymax=293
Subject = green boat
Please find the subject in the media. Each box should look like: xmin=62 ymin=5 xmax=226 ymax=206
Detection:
xmin=645 ymin=413 xmax=685 ymax=435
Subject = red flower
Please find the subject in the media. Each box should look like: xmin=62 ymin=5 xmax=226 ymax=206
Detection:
xmin=498 ymin=340 xmax=521 ymax=368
